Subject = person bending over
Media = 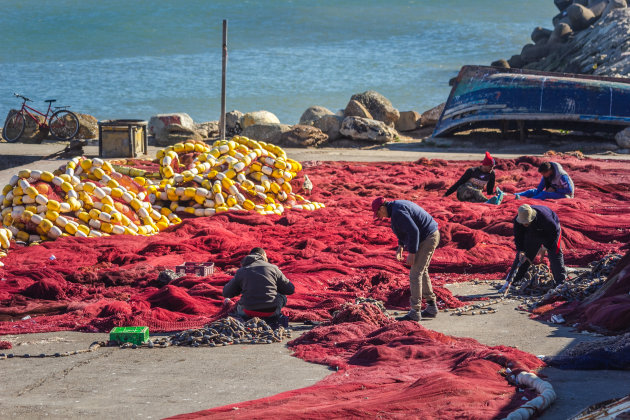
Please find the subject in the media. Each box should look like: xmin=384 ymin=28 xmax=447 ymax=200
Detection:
xmin=444 ymin=151 xmax=504 ymax=205
xmin=372 ymin=197 xmax=440 ymax=321
xmin=223 ymin=247 xmax=295 ymax=319
xmin=515 ymin=161 xmax=574 ymax=200
xmin=511 ymin=204 xmax=567 ymax=286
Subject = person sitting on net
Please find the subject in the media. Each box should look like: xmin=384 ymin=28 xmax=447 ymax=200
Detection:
xmin=444 ymin=151 xmax=504 ymax=205
xmin=223 ymin=247 xmax=295 ymax=321
xmin=514 ymin=161 xmax=574 ymax=200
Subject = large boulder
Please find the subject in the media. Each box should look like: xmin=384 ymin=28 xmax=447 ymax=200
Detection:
xmin=339 ymin=116 xmax=398 ymax=143
xmin=531 ymin=27 xmax=552 ymax=44
xmin=508 ymin=54 xmax=525 ymax=68
xmin=241 ymin=111 xmax=280 ymax=129
xmin=615 ymin=127 xmax=630 ymax=149
xmin=241 ymin=123 xmax=291 ymax=144
xmin=299 ymin=106 xmax=333 ymax=125
xmin=225 ymin=110 xmax=244 ymax=136
xmin=313 ymin=114 xmax=344 ymax=142
xmin=155 ymin=124 xmax=203 ymax=146
xmin=490 ymin=59 xmax=510 ymax=68
xmin=395 ymin=111 xmax=421 ymax=132
xmin=194 ymin=121 xmax=219 ymax=139
xmin=567 ymin=3 xmax=597 ymax=31
xmin=554 ymin=0 xmax=573 ymax=11
xmin=349 ymin=91 xmax=400 ymax=126
xmin=548 ymin=23 xmax=573 ymax=44
xmin=521 ymin=43 xmax=551 ymax=64
xmin=3 ymin=109 xmax=46 ymax=143
xmin=602 ymin=0 xmax=628 ymax=18
xmin=420 ymin=103 xmax=445 ymax=127
xmin=75 ymin=113 xmax=98 ymax=139
xmin=149 ymin=112 xmax=195 ymax=138
xmin=589 ymin=0 xmax=609 ymax=18
xmin=279 ymin=125 xmax=328 ymax=148
xmin=344 ymin=99 xmax=373 ymax=119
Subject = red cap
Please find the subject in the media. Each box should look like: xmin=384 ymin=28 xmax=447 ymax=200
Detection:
xmin=482 ymin=151 xmax=495 ymax=166
xmin=371 ymin=197 xmax=385 ymax=218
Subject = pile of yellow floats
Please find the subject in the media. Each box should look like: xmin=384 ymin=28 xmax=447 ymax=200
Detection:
xmin=0 ymin=136 xmax=324 ymax=251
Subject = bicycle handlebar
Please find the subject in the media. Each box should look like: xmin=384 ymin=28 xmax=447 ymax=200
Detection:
xmin=13 ymin=93 xmax=32 ymax=102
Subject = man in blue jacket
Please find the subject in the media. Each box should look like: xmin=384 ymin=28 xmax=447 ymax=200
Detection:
xmin=372 ymin=197 xmax=440 ymax=321
xmin=515 ymin=161 xmax=574 ymax=200
xmin=511 ymin=204 xmax=567 ymax=286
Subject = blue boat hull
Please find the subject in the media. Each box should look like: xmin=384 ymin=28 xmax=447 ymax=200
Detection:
xmin=433 ymin=66 xmax=630 ymax=137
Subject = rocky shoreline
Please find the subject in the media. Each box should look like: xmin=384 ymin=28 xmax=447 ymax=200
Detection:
xmin=491 ymin=1 xmax=630 ymax=77
xmin=4 ymin=1 xmax=630 ymax=151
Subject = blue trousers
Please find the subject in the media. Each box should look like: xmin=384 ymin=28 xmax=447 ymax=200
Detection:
xmin=515 ymin=189 xmax=567 ymax=200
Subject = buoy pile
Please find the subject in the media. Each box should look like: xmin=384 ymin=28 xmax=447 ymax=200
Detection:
xmin=0 ymin=136 xmax=324 ymax=250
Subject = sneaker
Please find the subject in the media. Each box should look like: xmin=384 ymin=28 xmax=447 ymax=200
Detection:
xmin=396 ymin=310 xmax=421 ymax=322
xmin=421 ymin=302 xmax=438 ymax=318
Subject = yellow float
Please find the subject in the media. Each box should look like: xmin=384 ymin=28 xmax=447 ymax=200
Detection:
xmin=0 ymin=136 xmax=323 ymax=250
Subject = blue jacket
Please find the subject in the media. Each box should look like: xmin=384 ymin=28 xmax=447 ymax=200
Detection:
xmin=513 ymin=205 xmax=561 ymax=251
xmin=536 ymin=162 xmax=574 ymax=198
xmin=386 ymin=200 xmax=438 ymax=254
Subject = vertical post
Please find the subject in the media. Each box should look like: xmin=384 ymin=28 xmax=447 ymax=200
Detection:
xmin=220 ymin=19 xmax=228 ymax=141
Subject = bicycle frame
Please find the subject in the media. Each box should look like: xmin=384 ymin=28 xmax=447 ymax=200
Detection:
xmin=18 ymin=102 xmax=54 ymax=129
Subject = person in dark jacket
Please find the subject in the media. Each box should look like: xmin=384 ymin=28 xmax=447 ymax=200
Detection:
xmin=511 ymin=204 xmax=567 ymax=286
xmin=444 ymin=151 xmax=504 ymax=204
xmin=514 ymin=161 xmax=574 ymax=200
xmin=223 ymin=247 xmax=295 ymax=318
xmin=372 ymin=197 xmax=440 ymax=321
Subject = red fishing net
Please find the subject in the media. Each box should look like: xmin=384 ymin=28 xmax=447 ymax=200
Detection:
xmin=170 ymin=305 xmax=544 ymax=419
xmin=0 ymin=156 xmax=628 ymax=334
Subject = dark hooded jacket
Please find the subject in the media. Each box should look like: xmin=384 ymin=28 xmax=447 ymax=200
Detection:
xmin=222 ymin=253 xmax=295 ymax=310
xmin=386 ymin=200 xmax=438 ymax=254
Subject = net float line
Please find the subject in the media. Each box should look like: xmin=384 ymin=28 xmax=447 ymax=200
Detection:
xmin=0 ymin=136 xmax=324 ymax=250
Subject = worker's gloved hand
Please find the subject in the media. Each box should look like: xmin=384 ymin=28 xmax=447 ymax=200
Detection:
xmin=518 ymin=252 xmax=527 ymax=264
xmin=396 ymin=246 xmax=404 ymax=261
xmin=223 ymin=298 xmax=231 ymax=305
xmin=406 ymin=253 xmax=415 ymax=266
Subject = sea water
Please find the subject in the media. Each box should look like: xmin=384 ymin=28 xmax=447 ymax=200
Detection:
xmin=0 ymin=0 xmax=556 ymax=124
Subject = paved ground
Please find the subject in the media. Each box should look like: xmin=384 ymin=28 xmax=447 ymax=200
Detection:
xmin=0 ymin=141 xmax=629 ymax=419
xmin=1 ymin=283 xmax=629 ymax=419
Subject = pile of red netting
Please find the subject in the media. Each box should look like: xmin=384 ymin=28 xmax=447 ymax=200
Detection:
xmin=170 ymin=303 xmax=545 ymax=419
xmin=534 ymin=249 xmax=630 ymax=333
xmin=0 ymin=156 xmax=628 ymax=334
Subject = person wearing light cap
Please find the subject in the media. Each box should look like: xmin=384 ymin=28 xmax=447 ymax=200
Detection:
xmin=514 ymin=161 xmax=574 ymax=200
xmin=444 ymin=151 xmax=504 ymax=205
xmin=511 ymin=204 xmax=566 ymax=286
xmin=372 ymin=197 xmax=440 ymax=321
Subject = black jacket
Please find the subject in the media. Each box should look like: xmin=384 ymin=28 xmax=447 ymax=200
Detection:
xmin=513 ymin=205 xmax=561 ymax=251
xmin=223 ymin=254 xmax=295 ymax=310
xmin=445 ymin=167 xmax=496 ymax=196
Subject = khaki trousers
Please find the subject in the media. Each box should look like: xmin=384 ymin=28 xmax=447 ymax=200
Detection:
xmin=409 ymin=230 xmax=440 ymax=312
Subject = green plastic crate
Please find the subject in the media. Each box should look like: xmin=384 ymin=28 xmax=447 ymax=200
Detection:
xmin=109 ymin=326 xmax=149 ymax=345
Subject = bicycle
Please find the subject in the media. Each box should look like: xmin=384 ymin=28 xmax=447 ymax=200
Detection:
xmin=2 ymin=93 xmax=80 ymax=142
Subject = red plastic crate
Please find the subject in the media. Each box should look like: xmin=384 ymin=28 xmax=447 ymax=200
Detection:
xmin=175 ymin=262 xmax=214 ymax=277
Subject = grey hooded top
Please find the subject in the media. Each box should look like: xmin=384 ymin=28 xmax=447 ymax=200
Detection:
xmin=222 ymin=253 xmax=295 ymax=310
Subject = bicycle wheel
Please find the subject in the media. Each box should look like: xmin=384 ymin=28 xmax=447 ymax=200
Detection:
xmin=2 ymin=111 xmax=26 ymax=142
xmin=49 ymin=110 xmax=80 ymax=141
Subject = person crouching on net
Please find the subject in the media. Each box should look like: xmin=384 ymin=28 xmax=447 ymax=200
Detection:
xmin=510 ymin=204 xmax=567 ymax=287
xmin=514 ymin=161 xmax=574 ymax=200
xmin=444 ymin=151 xmax=505 ymax=204
xmin=372 ymin=197 xmax=440 ymax=321
xmin=223 ymin=247 xmax=295 ymax=322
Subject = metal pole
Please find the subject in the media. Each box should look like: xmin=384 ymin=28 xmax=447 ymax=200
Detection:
xmin=220 ymin=19 xmax=228 ymax=141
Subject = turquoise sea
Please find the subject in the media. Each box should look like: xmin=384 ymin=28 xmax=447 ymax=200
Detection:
xmin=0 ymin=0 xmax=555 ymax=124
